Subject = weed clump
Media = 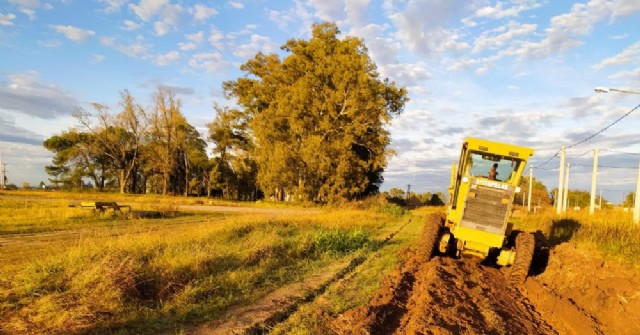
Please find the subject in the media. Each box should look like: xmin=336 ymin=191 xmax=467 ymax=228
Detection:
xmin=377 ymin=203 xmax=407 ymax=217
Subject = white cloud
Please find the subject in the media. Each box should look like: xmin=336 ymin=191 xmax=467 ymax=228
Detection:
xmin=511 ymin=0 xmax=618 ymax=60
xmin=19 ymin=7 xmax=36 ymax=20
xmin=155 ymin=50 xmax=180 ymax=66
xmin=8 ymin=0 xmax=40 ymax=9
xmin=37 ymin=39 xmax=61 ymax=48
xmin=467 ymin=0 xmax=640 ymax=66
xmin=154 ymin=21 xmax=170 ymax=35
xmin=390 ymin=0 xmax=470 ymax=57
xmin=123 ymin=19 xmax=142 ymax=31
xmin=209 ymin=26 xmax=225 ymax=50
xmin=42 ymin=3 xmax=52 ymax=10
xmin=0 ymin=13 xmax=16 ymax=26
xmin=475 ymin=1 xmax=540 ymax=19
xmin=379 ymin=62 xmax=431 ymax=87
xmin=178 ymin=42 xmax=197 ymax=51
xmin=344 ymin=0 xmax=370 ymax=27
xmin=178 ymin=31 xmax=204 ymax=51
xmin=350 ymin=23 xmax=400 ymax=65
xmin=507 ymin=85 xmax=520 ymax=91
xmin=307 ymin=0 xmax=343 ymax=21
xmin=0 ymin=72 xmax=78 ymax=119
xmin=461 ymin=17 xmax=477 ymax=27
xmin=91 ymin=54 xmax=105 ymax=63
xmin=229 ymin=1 xmax=244 ymax=9
xmin=266 ymin=1 xmax=313 ymax=32
xmin=153 ymin=3 xmax=183 ymax=36
xmin=232 ymin=34 xmax=278 ymax=59
xmin=186 ymin=31 xmax=204 ymax=43
xmin=129 ymin=0 xmax=167 ymax=21
xmin=49 ymin=25 xmax=95 ymax=42
xmin=98 ymin=0 xmax=128 ymax=14
xmin=592 ymin=41 xmax=640 ymax=69
xmin=100 ymin=36 xmax=150 ymax=58
xmin=188 ymin=52 xmax=228 ymax=72
xmin=190 ymin=4 xmax=217 ymax=21
xmin=472 ymin=21 xmax=537 ymax=53
xmin=611 ymin=0 xmax=640 ymax=17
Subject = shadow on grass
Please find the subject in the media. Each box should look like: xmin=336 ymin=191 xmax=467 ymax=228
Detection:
xmin=549 ymin=219 xmax=581 ymax=246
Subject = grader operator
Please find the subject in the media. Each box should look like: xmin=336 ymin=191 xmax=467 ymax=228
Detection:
xmin=425 ymin=137 xmax=536 ymax=284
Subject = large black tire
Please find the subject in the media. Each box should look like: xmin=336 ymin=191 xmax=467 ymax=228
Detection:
xmin=421 ymin=213 xmax=443 ymax=259
xmin=509 ymin=231 xmax=535 ymax=285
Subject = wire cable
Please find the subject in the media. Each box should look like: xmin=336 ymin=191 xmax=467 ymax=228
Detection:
xmin=601 ymin=149 xmax=640 ymax=156
xmin=566 ymin=102 xmax=640 ymax=149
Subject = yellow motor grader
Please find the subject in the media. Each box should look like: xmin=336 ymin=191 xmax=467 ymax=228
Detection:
xmin=425 ymin=137 xmax=535 ymax=284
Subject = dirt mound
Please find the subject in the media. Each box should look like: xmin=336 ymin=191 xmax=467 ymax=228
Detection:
xmin=333 ymin=223 xmax=555 ymax=335
xmin=526 ymin=243 xmax=640 ymax=335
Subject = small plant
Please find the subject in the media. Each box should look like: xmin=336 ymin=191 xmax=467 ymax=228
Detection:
xmin=377 ymin=203 xmax=407 ymax=217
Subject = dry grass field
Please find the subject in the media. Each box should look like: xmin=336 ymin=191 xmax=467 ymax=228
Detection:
xmin=3 ymin=190 xmax=640 ymax=335
xmin=0 ymin=190 xmax=412 ymax=334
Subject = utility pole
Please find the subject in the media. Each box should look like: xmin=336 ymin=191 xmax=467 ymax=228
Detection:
xmin=557 ymin=146 xmax=566 ymax=214
xmin=590 ymin=147 xmax=599 ymax=215
xmin=562 ymin=163 xmax=570 ymax=212
xmin=528 ymin=166 xmax=533 ymax=212
xmin=634 ymin=160 xmax=640 ymax=224
xmin=1 ymin=163 xmax=6 ymax=190
xmin=599 ymin=189 xmax=603 ymax=209
xmin=0 ymin=152 xmax=3 ymax=189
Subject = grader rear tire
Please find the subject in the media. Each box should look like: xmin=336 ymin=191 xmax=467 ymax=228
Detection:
xmin=509 ymin=231 xmax=535 ymax=285
xmin=421 ymin=213 xmax=444 ymax=259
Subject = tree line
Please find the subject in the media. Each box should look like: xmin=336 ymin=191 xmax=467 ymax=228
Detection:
xmin=43 ymin=22 xmax=408 ymax=202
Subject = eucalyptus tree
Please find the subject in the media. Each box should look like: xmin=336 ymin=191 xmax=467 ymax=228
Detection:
xmin=74 ymin=90 xmax=146 ymax=193
xmin=43 ymin=130 xmax=109 ymax=189
xmin=223 ymin=22 xmax=407 ymax=202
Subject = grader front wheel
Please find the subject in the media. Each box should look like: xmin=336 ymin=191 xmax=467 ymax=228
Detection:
xmin=421 ymin=213 xmax=443 ymax=259
xmin=509 ymin=231 xmax=535 ymax=285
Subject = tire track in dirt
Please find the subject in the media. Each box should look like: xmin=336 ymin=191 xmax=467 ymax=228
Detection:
xmin=191 ymin=217 xmax=415 ymax=335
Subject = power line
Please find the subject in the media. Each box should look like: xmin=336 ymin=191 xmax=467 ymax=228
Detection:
xmin=535 ymin=165 xmax=560 ymax=171
xmin=572 ymin=163 xmax=637 ymax=169
xmin=533 ymin=150 xmax=560 ymax=168
xmin=535 ymin=102 xmax=640 ymax=168
xmin=565 ymin=102 xmax=640 ymax=149
xmin=601 ymin=149 xmax=640 ymax=156
xmin=566 ymin=148 xmax=594 ymax=158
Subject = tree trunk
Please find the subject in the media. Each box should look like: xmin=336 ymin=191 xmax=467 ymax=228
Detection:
xmin=119 ymin=170 xmax=126 ymax=194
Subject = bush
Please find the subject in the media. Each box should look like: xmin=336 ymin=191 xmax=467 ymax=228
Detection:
xmin=377 ymin=203 xmax=406 ymax=217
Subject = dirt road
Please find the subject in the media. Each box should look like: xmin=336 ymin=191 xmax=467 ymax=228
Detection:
xmin=332 ymin=215 xmax=640 ymax=335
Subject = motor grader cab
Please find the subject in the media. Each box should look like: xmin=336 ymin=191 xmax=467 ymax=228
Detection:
xmin=427 ymin=137 xmax=535 ymax=284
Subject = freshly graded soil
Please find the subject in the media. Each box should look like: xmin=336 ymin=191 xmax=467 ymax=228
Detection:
xmin=333 ymin=222 xmax=640 ymax=335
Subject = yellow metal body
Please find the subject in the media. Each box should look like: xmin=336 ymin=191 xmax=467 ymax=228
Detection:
xmin=445 ymin=138 xmax=534 ymax=261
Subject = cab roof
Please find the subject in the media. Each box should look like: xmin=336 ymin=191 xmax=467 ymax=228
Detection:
xmin=464 ymin=137 xmax=535 ymax=161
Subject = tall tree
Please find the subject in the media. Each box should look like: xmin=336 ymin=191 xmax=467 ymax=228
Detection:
xmin=223 ymin=22 xmax=408 ymax=202
xmin=75 ymin=90 xmax=146 ymax=193
xmin=144 ymin=87 xmax=189 ymax=195
xmin=43 ymin=131 xmax=109 ymax=189
xmin=207 ymin=105 xmax=254 ymax=199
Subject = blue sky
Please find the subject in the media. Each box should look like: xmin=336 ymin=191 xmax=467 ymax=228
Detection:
xmin=1 ymin=0 xmax=639 ymax=203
